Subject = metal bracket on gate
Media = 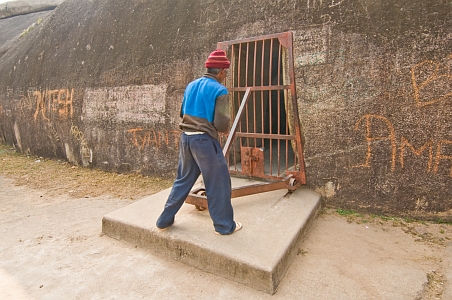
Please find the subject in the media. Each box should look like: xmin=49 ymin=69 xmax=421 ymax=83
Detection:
xmin=241 ymin=146 xmax=265 ymax=177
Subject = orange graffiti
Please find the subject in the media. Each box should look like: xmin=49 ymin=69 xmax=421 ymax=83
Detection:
xmin=434 ymin=140 xmax=452 ymax=177
xmin=33 ymin=90 xmax=49 ymax=121
xmin=400 ymin=137 xmax=433 ymax=172
xmin=48 ymin=89 xmax=74 ymax=118
xmin=355 ymin=114 xmax=452 ymax=177
xmin=411 ymin=54 xmax=452 ymax=107
xmin=33 ymin=88 xmax=74 ymax=121
xmin=127 ymin=128 xmax=180 ymax=150
xmin=354 ymin=114 xmax=397 ymax=171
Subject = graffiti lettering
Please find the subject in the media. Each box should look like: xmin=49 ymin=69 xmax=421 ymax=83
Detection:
xmin=198 ymin=5 xmax=220 ymax=25
xmin=354 ymin=114 xmax=452 ymax=177
xmin=49 ymin=89 xmax=73 ymax=118
xmin=197 ymin=2 xmax=234 ymax=25
xmin=294 ymin=25 xmax=330 ymax=67
xmin=33 ymin=90 xmax=49 ymax=121
xmin=400 ymin=137 xmax=433 ymax=172
xmin=127 ymin=128 xmax=180 ymax=150
xmin=18 ymin=99 xmax=31 ymax=117
xmin=15 ymin=87 xmax=24 ymax=98
xmin=328 ymin=0 xmax=345 ymax=8
xmin=434 ymin=140 xmax=452 ymax=177
xmin=46 ymin=122 xmax=60 ymax=142
xmin=6 ymin=86 xmax=37 ymax=99
xmin=411 ymin=54 xmax=452 ymax=107
xmin=354 ymin=114 xmax=397 ymax=171
xmin=70 ymin=124 xmax=91 ymax=160
xmin=305 ymin=0 xmax=345 ymax=9
xmin=6 ymin=87 xmax=13 ymax=97
xmin=33 ymin=89 xmax=74 ymax=121
xmin=84 ymin=85 xmax=166 ymax=124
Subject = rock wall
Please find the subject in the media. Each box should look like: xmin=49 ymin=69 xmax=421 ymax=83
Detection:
xmin=0 ymin=0 xmax=61 ymax=19
xmin=0 ymin=0 xmax=450 ymax=219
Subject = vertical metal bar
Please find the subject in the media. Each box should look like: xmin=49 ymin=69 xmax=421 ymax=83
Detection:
xmin=287 ymin=32 xmax=306 ymax=183
xmin=237 ymin=44 xmax=243 ymax=171
xmin=260 ymin=41 xmax=265 ymax=152
xmin=230 ymin=44 xmax=233 ymax=169
xmin=230 ymin=44 xmax=235 ymax=88
xmin=253 ymin=89 xmax=257 ymax=146
xmin=282 ymin=44 xmax=290 ymax=174
xmin=287 ymin=97 xmax=291 ymax=173
xmin=244 ymin=43 xmax=250 ymax=147
xmin=238 ymin=43 xmax=242 ymax=88
xmin=245 ymin=42 xmax=249 ymax=87
xmin=253 ymin=41 xmax=257 ymax=87
xmin=269 ymin=38 xmax=274 ymax=175
xmin=278 ymin=43 xmax=282 ymax=134
xmin=253 ymin=41 xmax=257 ymax=147
xmin=284 ymin=39 xmax=290 ymax=172
xmin=277 ymin=42 xmax=282 ymax=176
xmin=237 ymin=43 xmax=244 ymax=153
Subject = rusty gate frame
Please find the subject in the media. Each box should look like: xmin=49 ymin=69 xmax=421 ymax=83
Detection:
xmin=185 ymin=32 xmax=306 ymax=210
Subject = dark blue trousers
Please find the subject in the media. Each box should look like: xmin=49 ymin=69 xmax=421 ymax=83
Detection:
xmin=156 ymin=133 xmax=236 ymax=234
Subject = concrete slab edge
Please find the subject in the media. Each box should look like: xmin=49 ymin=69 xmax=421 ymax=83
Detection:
xmin=101 ymin=189 xmax=322 ymax=294
xmin=270 ymin=191 xmax=322 ymax=293
xmin=102 ymin=216 xmax=275 ymax=293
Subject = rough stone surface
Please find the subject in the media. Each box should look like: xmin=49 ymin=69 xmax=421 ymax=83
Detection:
xmin=0 ymin=0 xmax=450 ymax=218
xmin=0 ymin=0 xmax=61 ymax=19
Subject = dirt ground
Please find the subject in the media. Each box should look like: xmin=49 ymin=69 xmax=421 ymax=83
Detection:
xmin=0 ymin=143 xmax=451 ymax=299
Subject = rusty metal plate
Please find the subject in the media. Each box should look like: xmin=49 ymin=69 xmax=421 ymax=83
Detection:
xmin=241 ymin=146 xmax=265 ymax=177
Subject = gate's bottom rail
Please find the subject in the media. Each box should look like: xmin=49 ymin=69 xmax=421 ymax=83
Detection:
xmin=184 ymin=175 xmax=297 ymax=210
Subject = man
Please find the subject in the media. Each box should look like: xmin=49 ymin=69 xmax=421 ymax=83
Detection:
xmin=156 ymin=49 xmax=242 ymax=235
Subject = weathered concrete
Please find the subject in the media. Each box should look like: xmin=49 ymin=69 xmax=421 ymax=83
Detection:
xmin=102 ymin=177 xmax=321 ymax=294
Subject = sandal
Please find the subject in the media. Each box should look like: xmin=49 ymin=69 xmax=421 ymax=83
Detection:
xmin=234 ymin=222 xmax=242 ymax=232
xmin=215 ymin=221 xmax=242 ymax=235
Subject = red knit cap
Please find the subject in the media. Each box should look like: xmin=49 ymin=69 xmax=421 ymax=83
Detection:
xmin=205 ymin=49 xmax=230 ymax=69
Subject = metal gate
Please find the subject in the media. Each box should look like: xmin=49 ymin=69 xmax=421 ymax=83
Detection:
xmin=218 ymin=31 xmax=306 ymax=186
xmin=185 ymin=32 xmax=306 ymax=209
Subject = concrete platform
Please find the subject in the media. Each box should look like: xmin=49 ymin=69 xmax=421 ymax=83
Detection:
xmin=102 ymin=177 xmax=321 ymax=294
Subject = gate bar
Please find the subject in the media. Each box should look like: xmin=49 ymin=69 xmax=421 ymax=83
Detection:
xmin=222 ymin=87 xmax=251 ymax=156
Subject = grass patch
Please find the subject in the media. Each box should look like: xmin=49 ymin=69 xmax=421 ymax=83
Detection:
xmin=433 ymin=219 xmax=452 ymax=226
xmin=0 ymin=143 xmax=173 ymax=200
xmin=331 ymin=206 xmax=452 ymax=246
xmin=336 ymin=208 xmax=356 ymax=216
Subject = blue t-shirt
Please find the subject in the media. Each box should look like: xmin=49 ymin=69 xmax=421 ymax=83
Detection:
xmin=181 ymin=76 xmax=228 ymax=122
